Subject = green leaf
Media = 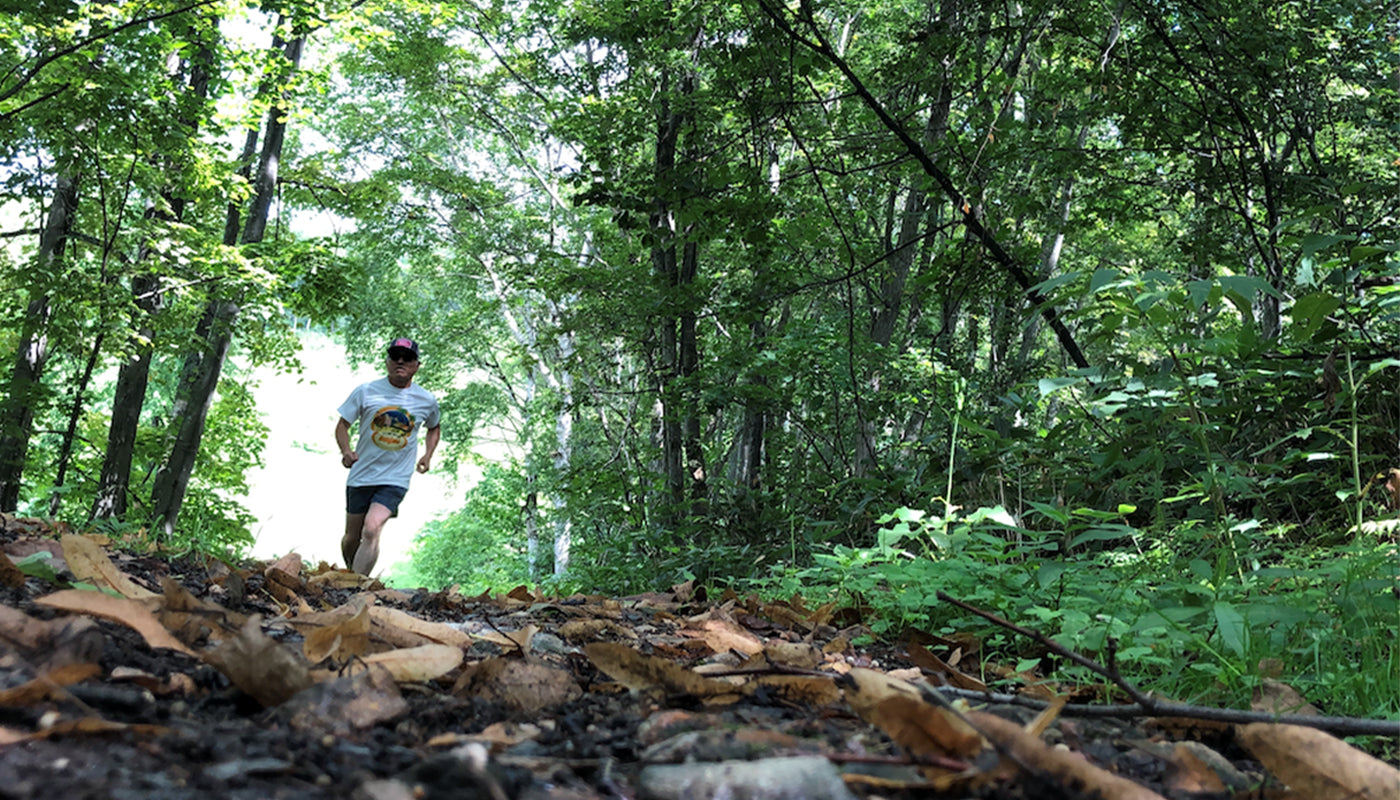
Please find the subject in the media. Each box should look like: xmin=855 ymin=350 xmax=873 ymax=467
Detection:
xmin=1289 ymin=291 xmax=1340 ymax=341
xmin=1213 ymin=601 xmax=1248 ymax=658
xmin=1037 ymin=561 xmax=1067 ymax=589
xmin=1089 ymin=268 xmax=1123 ymax=294
xmin=1037 ymin=377 xmax=1082 ymax=396
xmin=15 ymin=551 xmax=60 ymax=583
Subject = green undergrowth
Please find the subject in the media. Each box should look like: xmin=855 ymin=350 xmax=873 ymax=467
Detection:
xmin=743 ymin=505 xmax=1400 ymax=723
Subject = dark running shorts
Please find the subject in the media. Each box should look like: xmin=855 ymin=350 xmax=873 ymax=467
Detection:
xmin=346 ymin=484 xmax=407 ymax=516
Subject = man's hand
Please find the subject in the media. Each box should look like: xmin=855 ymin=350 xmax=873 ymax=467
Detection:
xmin=342 ymin=451 xmax=358 ymax=469
xmin=416 ymin=454 xmax=431 ymax=473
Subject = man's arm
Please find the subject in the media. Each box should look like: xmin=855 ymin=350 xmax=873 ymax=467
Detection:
xmin=416 ymin=424 xmax=441 ymax=473
xmin=335 ymin=418 xmax=358 ymax=468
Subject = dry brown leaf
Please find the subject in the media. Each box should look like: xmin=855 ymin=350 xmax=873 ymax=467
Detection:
xmin=907 ymin=641 xmax=988 ymax=692
xmin=283 ymin=664 xmax=408 ymax=734
xmin=557 ymin=618 xmax=636 ymax=643
xmin=303 ymin=602 xmax=372 ymax=663
xmin=203 ymin=615 xmax=314 ymax=708
xmin=0 ymin=552 xmax=22 ymax=588
xmin=359 ymin=643 xmax=463 ymax=683
xmin=872 ymin=694 xmax=985 ymax=762
xmin=585 ymin=642 xmax=737 ymax=698
xmin=744 ymin=675 xmax=842 ymax=706
xmin=37 ymin=588 xmax=195 ymax=656
xmin=840 ymin=666 xmax=924 ymax=722
xmin=60 ymin=534 xmax=157 ymax=599
xmin=1251 ymin=679 xmax=1321 ymax=716
xmin=453 ymin=657 xmax=583 ymax=713
xmin=765 ymin=641 xmax=821 ymax=669
xmin=966 ymin=710 xmax=1167 ymax=800
xmin=1238 ymin=722 xmax=1400 ymax=800
xmin=0 ymin=663 xmax=101 ymax=706
xmin=682 ymin=615 xmax=764 ymax=657
xmin=367 ymin=605 xmax=472 ymax=649
xmin=1162 ymin=743 xmax=1229 ymax=794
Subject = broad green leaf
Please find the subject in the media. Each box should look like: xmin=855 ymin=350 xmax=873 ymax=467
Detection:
xmin=1289 ymin=291 xmax=1340 ymax=340
xmin=1213 ymin=601 xmax=1248 ymax=658
xmin=1037 ymin=377 xmax=1081 ymax=396
xmin=1089 ymin=268 xmax=1123 ymax=294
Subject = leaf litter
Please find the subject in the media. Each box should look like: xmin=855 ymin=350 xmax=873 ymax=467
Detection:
xmin=0 ymin=515 xmax=1396 ymax=800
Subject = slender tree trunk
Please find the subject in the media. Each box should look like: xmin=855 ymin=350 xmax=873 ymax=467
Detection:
xmin=0 ymin=173 xmax=80 ymax=511
xmin=651 ymin=65 xmax=692 ymax=512
xmin=49 ymin=329 xmax=106 ymax=516
xmin=94 ymin=21 xmax=214 ymax=521
xmin=92 ymin=274 xmax=161 ymax=519
xmin=150 ymin=30 xmax=303 ymax=537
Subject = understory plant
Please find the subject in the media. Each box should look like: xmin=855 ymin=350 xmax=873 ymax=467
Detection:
xmin=748 ymin=503 xmax=1400 ymax=721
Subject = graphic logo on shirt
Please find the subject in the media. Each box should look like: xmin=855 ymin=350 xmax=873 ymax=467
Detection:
xmin=370 ymin=406 xmax=415 ymax=451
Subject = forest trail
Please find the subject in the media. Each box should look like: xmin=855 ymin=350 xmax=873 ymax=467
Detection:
xmin=2 ymin=518 xmax=1397 ymax=800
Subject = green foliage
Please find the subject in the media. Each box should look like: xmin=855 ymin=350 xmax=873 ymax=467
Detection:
xmin=748 ymin=504 xmax=1399 ymax=720
xmin=390 ymin=463 xmax=531 ymax=591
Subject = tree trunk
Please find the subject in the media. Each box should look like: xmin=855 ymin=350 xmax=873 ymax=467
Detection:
xmin=94 ymin=20 xmax=214 ymax=521
xmin=92 ymin=274 xmax=161 ymax=519
xmin=650 ymin=64 xmax=694 ymax=513
xmin=150 ymin=30 xmax=303 ymax=537
xmin=0 ymin=173 xmax=79 ymax=511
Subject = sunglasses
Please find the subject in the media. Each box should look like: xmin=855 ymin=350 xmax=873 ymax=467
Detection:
xmin=388 ymin=351 xmax=418 ymax=363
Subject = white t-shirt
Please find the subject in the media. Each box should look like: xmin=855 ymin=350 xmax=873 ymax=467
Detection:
xmin=338 ymin=378 xmax=441 ymax=488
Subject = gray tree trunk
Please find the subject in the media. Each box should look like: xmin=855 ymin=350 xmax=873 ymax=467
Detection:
xmin=0 ymin=173 xmax=80 ymax=511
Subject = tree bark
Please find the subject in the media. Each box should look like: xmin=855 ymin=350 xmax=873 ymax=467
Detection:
xmin=93 ymin=17 xmax=214 ymax=521
xmin=0 ymin=173 xmax=79 ymax=511
xmin=150 ymin=29 xmax=303 ymax=537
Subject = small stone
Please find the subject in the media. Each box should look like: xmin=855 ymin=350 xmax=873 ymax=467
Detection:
xmin=638 ymin=756 xmax=858 ymax=800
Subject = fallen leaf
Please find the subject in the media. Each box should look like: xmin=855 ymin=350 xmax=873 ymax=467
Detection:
xmin=0 ymin=552 xmax=22 ymax=588
xmin=360 ymin=643 xmax=463 ymax=683
xmin=282 ymin=664 xmax=408 ymax=734
xmin=453 ymin=657 xmax=583 ymax=713
xmin=203 ymin=615 xmax=314 ymax=708
xmin=303 ymin=602 xmax=372 ymax=663
xmin=368 ymin=605 xmax=472 ymax=649
xmin=0 ymin=663 xmax=102 ymax=706
xmin=966 ymin=710 xmax=1167 ymax=800
xmin=60 ymin=534 xmax=157 ymax=599
xmin=1251 ymin=679 xmax=1321 ymax=716
xmin=1238 ymin=722 xmax=1400 ymax=800
xmin=585 ymin=642 xmax=737 ymax=698
xmin=37 ymin=588 xmax=195 ymax=656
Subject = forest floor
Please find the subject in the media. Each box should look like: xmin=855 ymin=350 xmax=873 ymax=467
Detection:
xmin=1 ymin=515 xmax=1397 ymax=800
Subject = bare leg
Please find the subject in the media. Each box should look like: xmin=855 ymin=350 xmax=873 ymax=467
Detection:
xmin=351 ymin=502 xmax=393 ymax=576
xmin=342 ymin=512 xmax=366 ymax=570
